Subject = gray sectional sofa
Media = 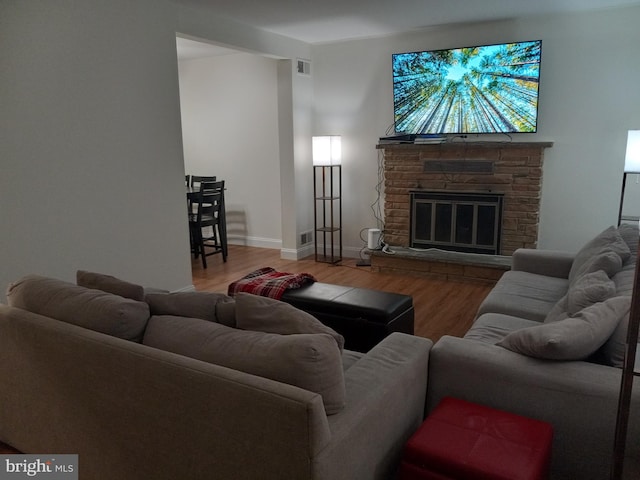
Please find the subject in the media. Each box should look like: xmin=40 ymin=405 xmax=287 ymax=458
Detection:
xmin=0 ymin=273 xmax=432 ymax=480
xmin=427 ymin=223 xmax=640 ymax=480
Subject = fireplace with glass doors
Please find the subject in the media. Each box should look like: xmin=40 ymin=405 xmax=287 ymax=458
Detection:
xmin=410 ymin=191 xmax=504 ymax=255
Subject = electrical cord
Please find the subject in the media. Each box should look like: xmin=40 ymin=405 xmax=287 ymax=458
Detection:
xmin=382 ymin=244 xmax=395 ymax=255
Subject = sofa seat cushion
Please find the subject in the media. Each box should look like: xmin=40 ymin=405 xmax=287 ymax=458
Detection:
xmin=7 ymin=274 xmax=150 ymax=341
xmin=142 ymin=315 xmax=346 ymax=415
xmin=465 ymin=314 xmax=540 ymax=345
xmin=476 ymin=271 xmax=569 ymax=323
xmin=341 ymin=349 xmax=365 ymax=371
xmin=235 ymin=292 xmax=345 ymax=351
xmin=497 ymin=296 xmax=631 ymax=361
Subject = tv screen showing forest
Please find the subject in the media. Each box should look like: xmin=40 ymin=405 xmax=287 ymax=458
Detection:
xmin=392 ymin=40 xmax=542 ymax=134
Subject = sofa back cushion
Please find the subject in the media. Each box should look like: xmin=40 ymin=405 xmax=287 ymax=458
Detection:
xmin=76 ymin=270 xmax=145 ymax=301
xmin=145 ymin=291 xmax=235 ymax=326
xmin=612 ymin=223 xmax=639 ymax=297
xmin=618 ymin=222 xmax=639 ymax=258
xmin=235 ymin=293 xmax=345 ymax=351
xmin=142 ymin=315 xmax=345 ymax=415
xmin=596 ymin=311 xmax=631 ymax=367
xmin=7 ymin=275 xmax=150 ymax=341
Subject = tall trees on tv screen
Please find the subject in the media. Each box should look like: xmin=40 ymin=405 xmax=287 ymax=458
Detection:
xmin=393 ymin=40 xmax=542 ymax=134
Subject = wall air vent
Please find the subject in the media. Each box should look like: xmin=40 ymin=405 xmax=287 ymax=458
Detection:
xmin=296 ymin=59 xmax=311 ymax=76
xmin=300 ymin=230 xmax=313 ymax=245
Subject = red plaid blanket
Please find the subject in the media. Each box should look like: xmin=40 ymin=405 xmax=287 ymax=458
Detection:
xmin=227 ymin=267 xmax=317 ymax=300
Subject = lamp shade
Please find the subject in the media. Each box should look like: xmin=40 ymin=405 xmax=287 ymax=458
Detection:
xmin=312 ymin=136 xmax=341 ymax=165
xmin=624 ymin=130 xmax=640 ymax=173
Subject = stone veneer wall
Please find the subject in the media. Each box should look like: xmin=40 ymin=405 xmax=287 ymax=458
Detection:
xmin=380 ymin=142 xmax=552 ymax=256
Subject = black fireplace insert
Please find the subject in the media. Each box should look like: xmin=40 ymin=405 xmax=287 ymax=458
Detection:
xmin=410 ymin=191 xmax=504 ymax=254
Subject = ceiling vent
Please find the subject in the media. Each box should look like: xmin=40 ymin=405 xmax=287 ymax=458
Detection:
xmin=296 ymin=59 xmax=311 ymax=76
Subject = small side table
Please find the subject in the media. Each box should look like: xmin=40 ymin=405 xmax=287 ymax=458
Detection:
xmin=398 ymin=397 xmax=553 ymax=480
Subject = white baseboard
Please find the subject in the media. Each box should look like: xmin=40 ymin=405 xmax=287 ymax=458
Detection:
xmin=228 ymin=235 xmax=365 ymax=261
xmin=228 ymin=235 xmax=281 ymax=250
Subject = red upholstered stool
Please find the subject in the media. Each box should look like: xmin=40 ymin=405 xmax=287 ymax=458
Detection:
xmin=399 ymin=397 xmax=553 ymax=480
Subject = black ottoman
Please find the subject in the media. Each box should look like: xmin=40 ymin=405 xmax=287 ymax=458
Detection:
xmin=280 ymin=283 xmax=414 ymax=353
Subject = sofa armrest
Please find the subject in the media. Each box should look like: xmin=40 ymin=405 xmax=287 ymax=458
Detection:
xmin=511 ymin=248 xmax=575 ymax=278
xmin=314 ymin=332 xmax=432 ymax=480
xmin=427 ymin=336 xmax=640 ymax=480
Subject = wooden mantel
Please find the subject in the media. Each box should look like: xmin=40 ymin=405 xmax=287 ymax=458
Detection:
xmin=377 ymin=140 xmax=553 ymax=256
xmin=376 ymin=140 xmax=554 ymax=150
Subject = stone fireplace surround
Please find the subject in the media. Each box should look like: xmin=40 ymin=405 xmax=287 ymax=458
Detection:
xmin=378 ymin=141 xmax=553 ymax=257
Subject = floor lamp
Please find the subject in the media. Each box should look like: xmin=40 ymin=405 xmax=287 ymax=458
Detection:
xmin=618 ymin=130 xmax=640 ymax=225
xmin=312 ymin=136 xmax=342 ymax=264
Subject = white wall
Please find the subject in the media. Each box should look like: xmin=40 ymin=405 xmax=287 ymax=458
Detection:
xmin=623 ymin=174 xmax=640 ymax=219
xmin=312 ymin=5 xmax=640 ymax=252
xmin=178 ymin=53 xmax=283 ymax=248
xmin=6 ymin=2 xmax=634 ymax=298
xmin=0 ymin=0 xmax=193 ymax=294
xmin=177 ymin=4 xmax=315 ymax=259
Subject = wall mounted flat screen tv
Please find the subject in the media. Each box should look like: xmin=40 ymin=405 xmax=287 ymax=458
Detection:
xmin=392 ymin=40 xmax=542 ymax=135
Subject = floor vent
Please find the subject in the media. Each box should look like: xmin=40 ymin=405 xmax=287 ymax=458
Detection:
xmin=300 ymin=231 xmax=313 ymax=245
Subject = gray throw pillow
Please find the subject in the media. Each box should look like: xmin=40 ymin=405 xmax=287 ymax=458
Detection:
xmin=235 ymin=292 xmax=345 ymax=351
xmin=544 ymin=294 xmax=569 ymax=324
xmin=544 ymin=270 xmax=617 ymax=323
xmin=143 ymin=315 xmax=346 ymax=415
xmin=498 ymin=296 xmax=631 ymax=360
xmin=568 ymin=226 xmax=630 ymax=284
xmin=566 ymin=270 xmax=617 ymax=315
xmin=570 ymin=250 xmax=623 ymax=286
xmin=77 ymin=270 xmax=145 ymax=301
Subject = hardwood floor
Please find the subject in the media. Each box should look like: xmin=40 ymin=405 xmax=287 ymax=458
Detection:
xmin=192 ymin=245 xmax=494 ymax=343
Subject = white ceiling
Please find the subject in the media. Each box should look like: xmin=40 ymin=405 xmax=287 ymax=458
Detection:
xmin=176 ymin=0 xmax=640 ymax=44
